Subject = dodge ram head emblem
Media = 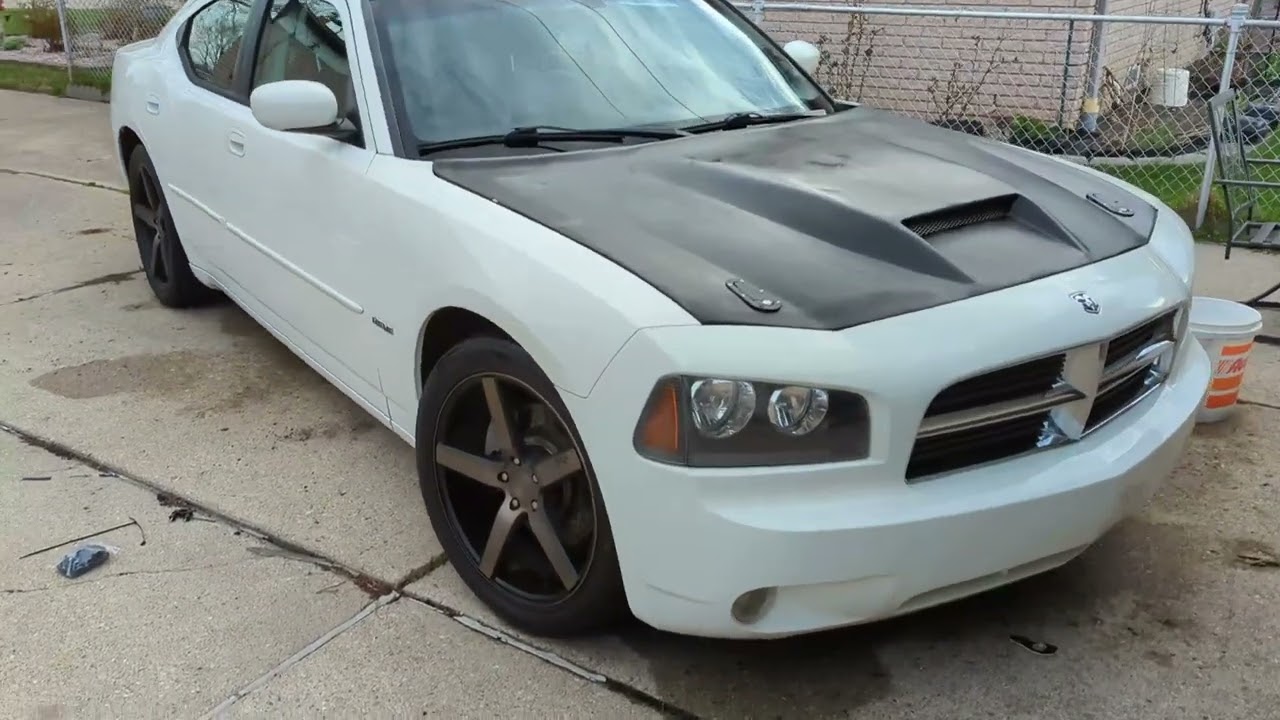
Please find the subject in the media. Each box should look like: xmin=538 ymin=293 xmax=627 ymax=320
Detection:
xmin=1069 ymin=291 xmax=1100 ymax=314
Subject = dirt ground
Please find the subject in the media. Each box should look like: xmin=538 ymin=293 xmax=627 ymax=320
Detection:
xmin=3 ymin=89 xmax=1280 ymax=719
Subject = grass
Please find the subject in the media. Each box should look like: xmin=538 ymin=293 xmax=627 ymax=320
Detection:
xmin=0 ymin=59 xmax=110 ymax=96
xmin=1 ymin=7 xmax=115 ymax=35
xmin=1097 ymin=129 xmax=1280 ymax=240
xmin=1 ymin=9 xmax=32 ymax=36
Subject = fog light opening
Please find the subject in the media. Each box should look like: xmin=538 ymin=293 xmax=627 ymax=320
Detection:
xmin=731 ymin=587 xmax=776 ymax=625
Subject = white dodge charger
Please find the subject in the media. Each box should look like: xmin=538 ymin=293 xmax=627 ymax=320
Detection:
xmin=110 ymin=0 xmax=1211 ymax=639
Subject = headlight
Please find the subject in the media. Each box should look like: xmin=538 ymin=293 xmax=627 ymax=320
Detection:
xmin=767 ymin=386 xmax=829 ymax=436
xmin=689 ymin=379 xmax=756 ymax=438
xmin=633 ymin=375 xmax=871 ymax=467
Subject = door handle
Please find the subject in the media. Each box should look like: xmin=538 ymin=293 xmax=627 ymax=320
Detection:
xmin=145 ymin=94 xmax=160 ymax=115
xmin=227 ymin=131 xmax=246 ymax=157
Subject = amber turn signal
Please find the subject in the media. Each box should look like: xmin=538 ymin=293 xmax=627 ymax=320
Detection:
xmin=635 ymin=377 xmax=683 ymax=461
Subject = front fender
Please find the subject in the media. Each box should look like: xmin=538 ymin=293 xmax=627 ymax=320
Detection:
xmin=368 ymin=157 xmax=698 ymax=424
xmin=411 ymin=286 xmax=615 ymax=401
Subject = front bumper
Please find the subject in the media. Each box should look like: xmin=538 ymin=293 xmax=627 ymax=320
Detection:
xmin=565 ymin=247 xmax=1210 ymax=639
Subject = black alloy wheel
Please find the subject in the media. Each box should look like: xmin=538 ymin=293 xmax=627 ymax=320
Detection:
xmin=126 ymin=145 xmax=216 ymax=307
xmin=416 ymin=336 xmax=626 ymax=636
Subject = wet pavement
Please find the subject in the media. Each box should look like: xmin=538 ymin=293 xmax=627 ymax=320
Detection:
xmin=2 ymin=89 xmax=1280 ymax=718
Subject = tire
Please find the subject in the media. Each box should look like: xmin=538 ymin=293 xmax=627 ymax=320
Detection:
xmin=416 ymin=336 xmax=627 ymax=637
xmin=126 ymin=144 xmax=217 ymax=308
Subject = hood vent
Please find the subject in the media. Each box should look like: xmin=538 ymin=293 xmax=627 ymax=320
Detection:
xmin=904 ymin=194 xmax=1017 ymax=238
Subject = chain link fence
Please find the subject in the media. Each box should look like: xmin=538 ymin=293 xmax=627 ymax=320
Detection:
xmin=0 ymin=0 xmax=177 ymax=94
xmin=56 ymin=0 xmax=181 ymax=92
xmin=741 ymin=1 xmax=1280 ymax=231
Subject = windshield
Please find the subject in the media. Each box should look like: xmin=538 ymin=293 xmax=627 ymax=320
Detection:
xmin=372 ymin=0 xmax=832 ymax=147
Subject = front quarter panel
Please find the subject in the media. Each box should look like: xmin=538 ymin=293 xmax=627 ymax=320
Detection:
xmin=363 ymin=156 xmax=699 ymax=434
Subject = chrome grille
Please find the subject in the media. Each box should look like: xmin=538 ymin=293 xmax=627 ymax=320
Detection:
xmin=907 ymin=307 xmax=1182 ymax=482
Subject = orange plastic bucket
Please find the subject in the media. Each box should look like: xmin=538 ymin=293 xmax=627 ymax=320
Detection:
xmin=1189 ymin=296 xmax=1263 ymax=423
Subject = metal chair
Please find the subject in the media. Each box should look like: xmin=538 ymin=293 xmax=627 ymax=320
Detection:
xmin=1206 ymin=89 xmax=1280 ymax=258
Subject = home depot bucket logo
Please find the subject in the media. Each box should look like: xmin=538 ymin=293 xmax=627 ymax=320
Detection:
xmin=1206 ymin=341 xmax=1253 ymax=410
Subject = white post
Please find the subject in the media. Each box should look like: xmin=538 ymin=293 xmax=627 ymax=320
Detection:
xmin=54 ymin=0 xmax=74 ymax=84
xmin=1196 ymin=3 xmax=1250 ymax=229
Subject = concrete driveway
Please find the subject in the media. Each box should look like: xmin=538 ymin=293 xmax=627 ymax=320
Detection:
xmin=3 ymin=89 xmax=1280 ymax=719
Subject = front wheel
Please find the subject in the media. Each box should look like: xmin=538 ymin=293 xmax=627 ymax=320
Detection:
xmin=416 ymin=336 xmax=627 ymax=637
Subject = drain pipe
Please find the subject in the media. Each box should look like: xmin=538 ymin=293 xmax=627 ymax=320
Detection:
xmin=1080 ymin=0 xmax=1109 ymax=133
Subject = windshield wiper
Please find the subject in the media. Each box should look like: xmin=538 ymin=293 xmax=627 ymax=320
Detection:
xmin=418 ymin=125 xmax=690 ymax=156
xmin=681 ymin=111 xmax=819 ymax=134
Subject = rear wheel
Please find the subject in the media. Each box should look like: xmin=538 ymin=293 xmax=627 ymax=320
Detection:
xmin=416 ymin=336 xmax=626 ymax=636
xmin=126 ymin=145 xmax=216 ymax=308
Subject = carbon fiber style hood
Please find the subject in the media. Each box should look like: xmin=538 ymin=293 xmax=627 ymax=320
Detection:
xmin=433 ymin=107 xmax=1157 ymax=330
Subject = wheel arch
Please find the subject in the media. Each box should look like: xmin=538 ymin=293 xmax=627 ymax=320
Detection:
xmin=118 ymin=126 xmax=145 ymax=177
xmin=416 ymin=305 xmax=515 ymax=397
xmin=417 ymin=290 xmax=602 ymax=392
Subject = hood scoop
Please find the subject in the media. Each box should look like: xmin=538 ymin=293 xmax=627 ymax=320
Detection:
xmin=903 ymin=195 xmax=1017 ymax=239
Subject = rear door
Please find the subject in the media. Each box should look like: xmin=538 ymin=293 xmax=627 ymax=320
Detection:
xmin=162 ymin=0 xmax=258 ymax=273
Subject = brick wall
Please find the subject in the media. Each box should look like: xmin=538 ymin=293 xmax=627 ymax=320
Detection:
xmin=756 ymin=0 xmax=1233 ymax=129
xmin=1101 ymin=0 xmax=1234 ymax=85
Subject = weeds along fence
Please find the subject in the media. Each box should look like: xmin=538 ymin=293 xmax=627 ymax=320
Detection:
xmin=739 ymin=1 xmax=1280 ymax=229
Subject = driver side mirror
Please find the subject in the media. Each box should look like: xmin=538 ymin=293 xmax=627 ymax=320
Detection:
xmin=783 ymin=40 xmax=821 ymax=76
xmin=250 ymin=80 xmax=341 ymax=134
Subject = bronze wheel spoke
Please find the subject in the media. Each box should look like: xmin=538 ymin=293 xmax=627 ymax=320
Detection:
xmin=532 ymin=449 xmax=582 ymax=488
xmin=482 ymin=377 xmax=518 ymax=454
xmin=528 ymin=510 xmax=579 ymax=589
xmin=436 ymin=443 xmax=506 ymax=489
xmin=133 ymin=203 xmax=157 ymax=230
xmin=140 ymin=169 xmax=159 ymax=208
xmin=478 ymin=503 xmax=520 ymax=577
xmin=149 ymin=233 xmax=165 ymax=279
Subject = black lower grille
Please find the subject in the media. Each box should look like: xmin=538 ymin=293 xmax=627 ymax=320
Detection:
xmin=1086 ymin=370 xmax=1151 ymax=429
xmin=907 ymin=412 xmax=1049 ymax=480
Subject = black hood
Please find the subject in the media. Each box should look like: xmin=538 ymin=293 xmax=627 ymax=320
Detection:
xmin=433 ymin=107 xmax=1157 ymax=330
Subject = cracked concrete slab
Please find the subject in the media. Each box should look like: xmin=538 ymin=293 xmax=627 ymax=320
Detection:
xmin=0 ymin=174 xmax=139 ymax=305
xmin=0 ymin=92 xmax=123 ymax=189
xmin=0 ymin=271 xmax=439 ymax=582
xmin=0 ymin=431 xmax=374 ymax=718
xmin=222 ymin=598 xmax=662 ymax=718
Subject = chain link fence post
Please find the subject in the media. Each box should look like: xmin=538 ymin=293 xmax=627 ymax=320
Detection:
xmin=1080 ymin=6 xmax=1107 ymax=133
xmin=1196 ymin=2 xmax=1252 ymax=229
xmin=750 ymin=0 xmax=764 ymax=24
xmin=54 ymin=0 xmax=73 ymax=84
